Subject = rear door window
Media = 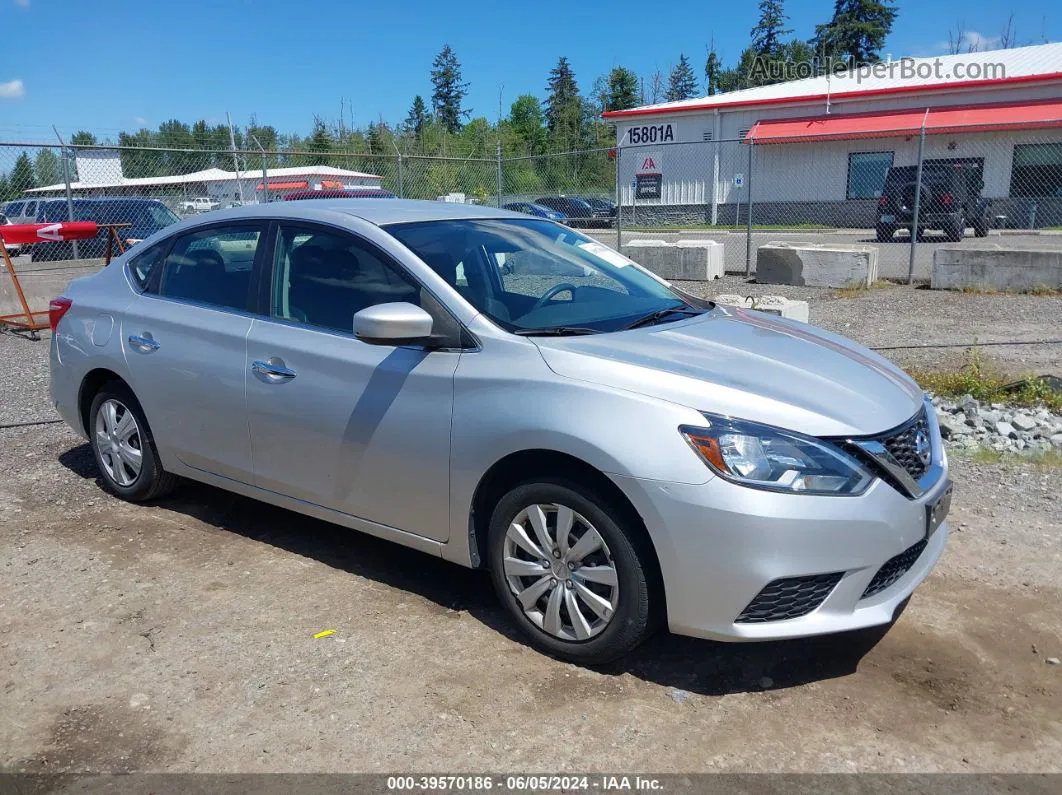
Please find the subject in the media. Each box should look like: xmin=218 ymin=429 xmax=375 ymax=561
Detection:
xmin=157 ymin=224 xmax=265 ymax=311
xmin=6 ymin=202 xmax=24 ymax=216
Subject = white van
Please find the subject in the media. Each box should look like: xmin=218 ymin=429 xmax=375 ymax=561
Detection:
xmin=2 ymin=198 xmax=40 ymax=226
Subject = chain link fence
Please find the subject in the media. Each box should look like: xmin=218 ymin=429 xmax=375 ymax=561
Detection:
xmin=3 ymin=126 xmax=1062 ymax=281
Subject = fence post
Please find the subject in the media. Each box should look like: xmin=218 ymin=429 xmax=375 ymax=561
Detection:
xmin=907 ymin=109 xmax=929 ymax=285
xmin=745 ymin=139 xmax=755 ymax=278
xmin=52 ymin=127 xmax=80 ymax=261
xmin=615 ymin=144 xmax=622 ymax=252
xmin=390 ymin=140 xmax=404 ymax=198
xmin=496 ymin=140 xmax=503 ymax=208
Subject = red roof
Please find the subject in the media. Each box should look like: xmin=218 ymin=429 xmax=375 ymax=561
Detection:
xmin=747 ymin=98 xmax=1062 ymax=143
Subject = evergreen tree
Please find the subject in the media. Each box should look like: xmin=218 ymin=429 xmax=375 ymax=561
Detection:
xmin=430 ymin=44 xmax=469 ymax=134
xmin=544 ymin=57 xmax=584 ymax=150
xmin=751 ymin=0 xmax=792 ymax=57
xmin=34 ymin=148 xmax=61 ymax=187
xmin=813 ymin=0 xmax=898 ymax=65
xmin=705 ymin=48 xmax=724 ymax=96
xmin=405 ymin=95 xmax=429 ymax=136
xmin=605 ymin=66 xmax=640 ymax=112
xmin=307 ymin=117 xmax=334 ymax=165
xmin=70 ymin=130 xmax=97 ymax=146
xmin=9 ymin=151 xmax=35 ymax=191
xmin=666 ymin=54 xmax=700 ymax=102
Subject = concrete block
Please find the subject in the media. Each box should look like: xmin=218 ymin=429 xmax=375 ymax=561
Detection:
xmin=712 ymin=293 xmax=811 ymax=323
xmin=675 ymin=239 xmax=725 ymax=280
xmin=1 ymin=257 xmax=102 ymax=317
xmin=931 ymin=247 xmax=1062 ymax=291
xmin=755 ymin=242 xmax=878 ymax=287
xmin=621 ymin=239 xmax=722 ymax=281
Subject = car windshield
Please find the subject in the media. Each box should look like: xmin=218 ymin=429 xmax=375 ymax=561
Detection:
xmin=386 ymin=218 xmax=698 ymax=334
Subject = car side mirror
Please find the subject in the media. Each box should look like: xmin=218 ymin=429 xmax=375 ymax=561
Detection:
xmin=353 ymin=302 xmax=437 ymax=347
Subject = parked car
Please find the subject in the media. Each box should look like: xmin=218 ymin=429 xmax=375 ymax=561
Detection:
xmin=502 ymin=202 xmax=566 ymax=221
xmin=32 ymin=198 xmax=180 ymax=261
xmin=2 ymin=198 xmax=41 ymax=226
xmin=50 ymin=199 xmax=951 ymax=665
xmin=284 ymin=189 xmax=397 ymax=201
xmin=181 ymin=197 xmax=221 ymax=214
xmin=1 ymin=213 xmax=23 ymax=255
xmin=877 ymin=162 xmax=992 ymax=242
xmin=535 ymin=196 xmax=612 ymax=227
xmin=577 ymin=196 xmax=617 ymax=221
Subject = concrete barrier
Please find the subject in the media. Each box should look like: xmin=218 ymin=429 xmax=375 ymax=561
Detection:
xmin=931 ymin=246 xmax=1062 ymax=291
xmin=621 ymin=239 xmax=724 ymax=281
xmin=755 ymin=242 xmax=878 ymax=287
xmin=713 ymin=293 xmax=811 ymax=323
xmin=0 ymin=256 xmax=103 ymax=317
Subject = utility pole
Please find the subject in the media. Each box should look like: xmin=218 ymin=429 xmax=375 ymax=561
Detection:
xmin=227 ymin=112 xmax=245 ymax=205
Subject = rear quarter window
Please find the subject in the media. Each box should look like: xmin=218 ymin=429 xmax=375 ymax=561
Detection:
xmin=127 ymin=241 xmax=169 ymax=292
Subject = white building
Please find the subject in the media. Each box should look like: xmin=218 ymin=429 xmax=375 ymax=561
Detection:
xmin=29 ymin=161 xmax=383 ymax=206
xmin=604 ymin=42 xmax=1062 ymax=228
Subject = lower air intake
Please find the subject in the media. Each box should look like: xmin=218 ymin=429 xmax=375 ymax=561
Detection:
xmin=735 ymin=572 xmax=843 ymax=624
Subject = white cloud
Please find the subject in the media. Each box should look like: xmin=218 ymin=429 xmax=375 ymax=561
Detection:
xmin=14 ymin=0 xmax=30 ymax=8
xmin=938 ymin=30 xmax=1001 ymax=53
xmin=0 ymin=79 xmax=25 ymax=99
xmin=134 ymin=116 xmax=147 ymax=125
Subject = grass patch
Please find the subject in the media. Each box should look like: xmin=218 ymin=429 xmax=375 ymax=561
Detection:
xmin=907 ymin=347 xmax=1062 ymax=412
xmin=953 ymin=446 xmax=1062 ymax=468
xmin=958 ymin=283 xmax=1062 ymax=296
xmin=831 ymin=279 xmax=896 ymax=298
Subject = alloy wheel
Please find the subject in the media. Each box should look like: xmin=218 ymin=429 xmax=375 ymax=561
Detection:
xmin=94 ymin=399 xmax=143 ymax=487
xmin=502 ymin=503 xmax=620 ymax=641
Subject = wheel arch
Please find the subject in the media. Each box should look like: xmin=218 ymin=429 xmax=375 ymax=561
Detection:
xmin=468 ymin=448 xmax=666 ymax=613
xmin=78 ymin=367 xmax=130 ymax=435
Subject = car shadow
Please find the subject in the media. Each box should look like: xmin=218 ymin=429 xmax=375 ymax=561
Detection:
xmin=59 ymin=443 xmax=895 ymax=696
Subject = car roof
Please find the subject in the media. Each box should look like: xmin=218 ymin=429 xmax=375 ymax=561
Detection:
xmin=201 ymin=198 xmax=531 ymax=227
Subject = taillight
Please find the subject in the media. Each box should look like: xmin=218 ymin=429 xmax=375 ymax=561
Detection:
xmin=941 ymin=192 xmax=953 ymax=206
xmin=49 ymin=297 xmax=72 ymax=333
xmin=878 ymin=195 xmax=889 ymax=207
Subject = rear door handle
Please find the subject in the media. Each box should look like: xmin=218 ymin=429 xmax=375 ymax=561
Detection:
xmin=128 ymin=334 xmax=160 ymax=352
xmin=252 ymin=359 xmax=297 ymax=381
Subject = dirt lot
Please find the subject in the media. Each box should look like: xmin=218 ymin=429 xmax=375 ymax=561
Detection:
xmin=1 ymin=285 xmax=1061 ymax=775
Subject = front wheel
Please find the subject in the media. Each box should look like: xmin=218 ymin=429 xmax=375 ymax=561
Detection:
xmin=487 ymin=479 xmax=656 ymax=665
xmin=88 ymin=381 xmax=179 ymax=501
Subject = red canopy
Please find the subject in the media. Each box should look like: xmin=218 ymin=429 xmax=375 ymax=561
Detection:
xmin=746 ymin=99 xmax=1062 ymax=143
xmin=257 ymin=180 xmax=309 ymax=191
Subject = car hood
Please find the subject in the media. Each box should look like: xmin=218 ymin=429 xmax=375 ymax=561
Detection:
xmin=531 ymin=306 xmax=924 ymax=437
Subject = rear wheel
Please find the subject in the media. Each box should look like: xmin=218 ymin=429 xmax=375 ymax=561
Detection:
xmin=88 ymin=381 xmax=179 ymax=502
xmin=973 ymin=216 xmax=990 ymax=237
xmin=487 ymin=479 xmax=656 ymax=665
xmin=944 ymin=213 xmax=965 ymax=242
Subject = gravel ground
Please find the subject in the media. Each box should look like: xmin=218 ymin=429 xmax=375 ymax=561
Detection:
xmin=1 ymin=311 xmax=1061 ymax=776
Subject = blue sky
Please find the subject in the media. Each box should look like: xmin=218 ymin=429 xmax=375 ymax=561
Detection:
xmin=0 ymin=0 xmax=1056 ymax=141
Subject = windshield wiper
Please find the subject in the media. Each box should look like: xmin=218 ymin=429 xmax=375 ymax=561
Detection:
xmin=622 ymin=305 xmax=704 ymax=330
xmin=513 ymin=326 xmax=601 ymax=337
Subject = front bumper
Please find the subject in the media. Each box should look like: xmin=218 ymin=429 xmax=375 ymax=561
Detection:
xmin=611 ymin=466 xmax=951 ymax=642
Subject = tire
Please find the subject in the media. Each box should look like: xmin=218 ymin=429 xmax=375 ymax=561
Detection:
xmin=875 ymin=225 xmax=895 ymax=242
xmin=88 ymin=381 xmax=180 ymax=502
xmin=945 ymin=214 xmax=965 ymax=242
xmin=974 ymin=218 xmax=990 ymax=238
xmin=487 ymin=478 xmax=656 ymax=665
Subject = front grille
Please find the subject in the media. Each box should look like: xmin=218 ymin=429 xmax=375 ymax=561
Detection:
xmin=861 ymin=539 xmax=927 ymax=599
xmin=735 ymin=572 xmax=843 ymax=623
xmin=881 ymin=409 xmax=931 ymax=480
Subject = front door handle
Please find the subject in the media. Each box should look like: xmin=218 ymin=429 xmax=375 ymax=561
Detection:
xmin=252 ymin=359 xmax=297 ymax=381
xmin=128 ymin=334 xmax=160 ymax=352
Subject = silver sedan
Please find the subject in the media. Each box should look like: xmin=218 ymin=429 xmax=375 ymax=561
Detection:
xmin=49 ymin=199 xmax=951 ymax=664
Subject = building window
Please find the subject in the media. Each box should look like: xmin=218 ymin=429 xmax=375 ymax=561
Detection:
xmin=1010 ymin=143 xmax=1062 ymax=197
xmin=847 ymin=151 xmax=893 ymax=199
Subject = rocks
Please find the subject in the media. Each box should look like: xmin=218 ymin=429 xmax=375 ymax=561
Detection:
xmin=713 ymin=294 xmax=811 ymax=323
xmin=929 ymin=393 xmax=1062 ymax=456
xmin=1048 ymin=658 xmax=1060 ymax=666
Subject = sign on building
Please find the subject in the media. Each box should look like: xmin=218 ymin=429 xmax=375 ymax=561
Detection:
xmin=635 ymin=152 xmax=662 ymax=200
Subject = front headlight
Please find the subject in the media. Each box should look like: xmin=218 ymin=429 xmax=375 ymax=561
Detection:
xmin=680 ymin=415 xmax=873 ymax=496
